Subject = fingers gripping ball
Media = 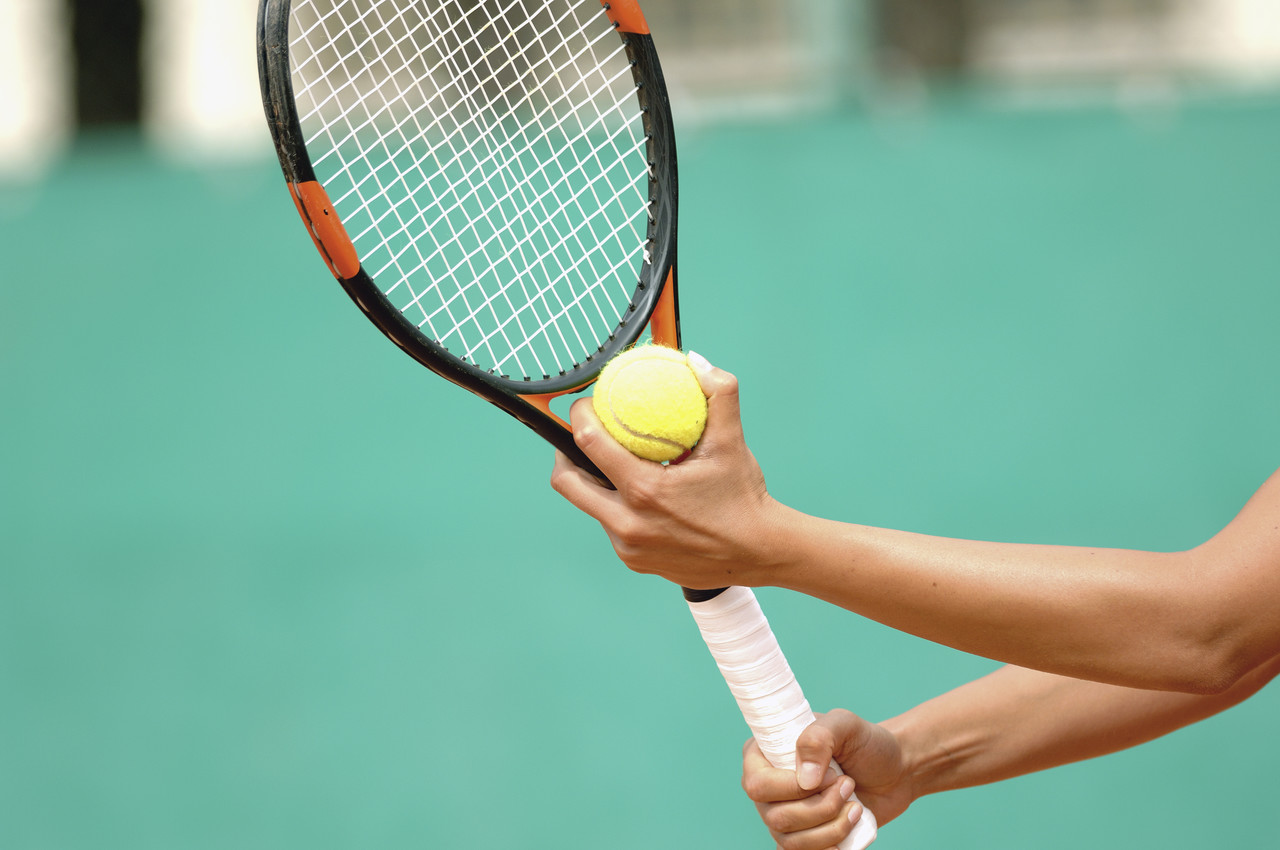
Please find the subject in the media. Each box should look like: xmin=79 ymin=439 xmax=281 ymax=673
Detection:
xmin=592 ymin=345 xmax=708 ymax=463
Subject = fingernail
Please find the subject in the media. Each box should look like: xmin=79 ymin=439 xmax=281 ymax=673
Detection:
xmin=686 ymin=350 xmax=712 ymax=372
xmin=838 ymin=776 xmax=855 ymax=801
xmin=848 ymin=801 xmax=864 ymax=823
xmin=797 ymin=761 xmax=824 ymax=791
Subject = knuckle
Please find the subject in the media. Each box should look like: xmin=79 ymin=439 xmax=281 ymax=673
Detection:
xmin=797 ymin=729 xmax=833 ymax=759
xmin=622 ymin=557 xmax=654 ymax=576
xmin=609 ymin=534 xmax=651 ymax=575
xmin=573 ymin=423 xmax=601 ymax=451
xmin=826 ymin=811 xmax=857 ymax=847
xmin=741 ymin=771 xmax=766 ymax=802
xmin=824 ymin=814 xmax=855 ymax=844
xmin=759 ymin=786 xmax=854 ymax=847
xmin=761 ymin=806 xmax=795 ymax=834
xmin=776 ymin=832 xmax=808 ymax=850
xmin=712 ymin=370 xmax=740 ymax=398
xmin=623 ymin=477 xmax=660 ymax=510
xmin=815 ymin=788 xmax=846 ymax=821
xmin=611 ymin=515 xmax=645 ymax=548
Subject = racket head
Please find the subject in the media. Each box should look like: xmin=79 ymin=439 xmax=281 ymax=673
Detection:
xmin=256 ymin=0 xmax=679 ymax=470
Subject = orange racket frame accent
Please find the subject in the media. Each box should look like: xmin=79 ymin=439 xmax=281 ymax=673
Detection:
xmin=599 ymin=0 xmax=649 ymax=34
xmin=647 ymin=268 xmax=679 ymax=348
xmin=290 ymin=180 xmax=361 ymax=280
xmin=259 ymin=0 xmax=677 ymax=480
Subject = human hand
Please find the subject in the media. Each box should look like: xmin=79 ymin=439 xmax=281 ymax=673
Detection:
xmin=549 ymin=353 xmax=786 ymax=590
xmin=742 ymin=710 xmax=915 ymax=850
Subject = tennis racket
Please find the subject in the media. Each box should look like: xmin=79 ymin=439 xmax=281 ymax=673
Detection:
xmin=256 ymin=2 xmax=875 ymax=846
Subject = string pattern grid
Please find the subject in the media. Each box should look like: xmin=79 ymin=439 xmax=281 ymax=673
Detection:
xmin=288 ymin=0 xmax=653 ymax=380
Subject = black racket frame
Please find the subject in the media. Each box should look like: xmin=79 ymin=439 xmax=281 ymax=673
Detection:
xmin=256 ymin=0 xmax=680 ymax=479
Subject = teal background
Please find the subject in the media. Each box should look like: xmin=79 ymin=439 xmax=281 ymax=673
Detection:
xmin=3 ymin=90 xmax=1279 ymax=849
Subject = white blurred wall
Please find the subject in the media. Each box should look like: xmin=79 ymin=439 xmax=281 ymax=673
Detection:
xmin=0 ymin=0 xmax=72 ymax=179
xmin=973 ymin=0 xmax=1280 ymax=82
xmin=1176 ymin=0 xmax=1280 ymax=78
xmin=0 ymin=0 xmax=1278 ymax=177
xmin=143 ymin=0 xmax=262 ymax=161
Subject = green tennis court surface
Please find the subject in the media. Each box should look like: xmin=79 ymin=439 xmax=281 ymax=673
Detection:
xmin=3 ymin=91 xmax=1278 ymax=849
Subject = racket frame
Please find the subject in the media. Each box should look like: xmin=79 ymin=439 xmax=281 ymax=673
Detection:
xmin=256 ymin=0 xmax=680 ymax=477
xmin=257 ymin=5 xmax=878 ymax=845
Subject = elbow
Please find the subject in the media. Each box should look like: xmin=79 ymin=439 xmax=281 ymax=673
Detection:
xmin=1129 ymin=549 xmax=1267 ymax=695
xmin=1166 ymin=659 xmax=1244 ymax=696
xmin=1097 ymin=644 xmax=1243 ymax=696
xmin=1157 ymin=629 xmax=1259 ymax=696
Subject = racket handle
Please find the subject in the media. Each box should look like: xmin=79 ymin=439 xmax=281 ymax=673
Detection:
xmin=687 ymin=586 xmax=878 ymax=849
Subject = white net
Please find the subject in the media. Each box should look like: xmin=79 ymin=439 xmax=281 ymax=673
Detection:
xmin=287 ymin=0 xmax=654 ymax=380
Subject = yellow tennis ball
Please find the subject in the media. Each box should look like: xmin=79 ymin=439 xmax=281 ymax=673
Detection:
xmin=593 ymin=345 xmax=708 ymax=462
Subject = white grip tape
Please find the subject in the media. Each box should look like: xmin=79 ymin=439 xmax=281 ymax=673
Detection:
xmin=688 ymin=586 xmax=878 ymax=849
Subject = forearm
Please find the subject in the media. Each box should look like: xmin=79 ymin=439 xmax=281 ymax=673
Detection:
xmin=886 ymin=658 xmax=1280 ymax=799
xmin=763 ymin=507 xmax=1205 ymax=689
xmin=556 ymin=363 xmax=1280 ymax=690
xmin=755 ymin=468 xmax=1280 ymax=691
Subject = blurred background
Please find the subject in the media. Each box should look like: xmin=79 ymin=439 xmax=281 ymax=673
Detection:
xmin=2 ymin=1 xmax=1277 ymax=848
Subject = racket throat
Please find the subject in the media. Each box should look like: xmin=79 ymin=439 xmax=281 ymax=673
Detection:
xmin=648 ymin=268 xmax=680 ymax=348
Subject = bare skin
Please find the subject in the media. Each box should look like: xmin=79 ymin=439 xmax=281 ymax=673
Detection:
xmin=551 ymin=354 xmax=1280 ymax=694
xmin=742 ymin=657 xmax=1280 ymax=849
xmin=551 ymin=353 xmax=1279 ymax=844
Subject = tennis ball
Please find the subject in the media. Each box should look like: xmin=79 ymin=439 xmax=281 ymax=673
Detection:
xmin=593 ymin=345 xmax=708 ymax=463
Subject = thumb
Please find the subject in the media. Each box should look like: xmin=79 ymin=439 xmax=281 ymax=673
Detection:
xmin=793 ymin=719 xmax=841 ymax=792
xmin=794 ymin=710 xmax=876 ymax=791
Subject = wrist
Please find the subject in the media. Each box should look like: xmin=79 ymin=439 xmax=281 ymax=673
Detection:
xmin=757 ymin=508 xmax=862 ymax=601
xmin=880 ymin=711 xmax=952 ymax=803
xmin=886 ymin=683 xmax=1012 ymax=802
xmin=738 ymin=498 xmax=808 ymax=588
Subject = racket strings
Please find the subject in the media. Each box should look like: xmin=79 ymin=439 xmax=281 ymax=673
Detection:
xmin=382 ymin=0 xmax=641 ymax=377
xmin=394 ymin=44 xmax=642 ymax=360
xmin=288 ymin=0 xmax=655 ymax=380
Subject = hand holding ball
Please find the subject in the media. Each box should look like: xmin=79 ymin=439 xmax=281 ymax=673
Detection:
xmin=592 ymin=345 xmax=708 ymax=462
